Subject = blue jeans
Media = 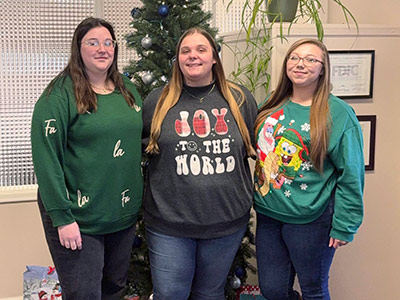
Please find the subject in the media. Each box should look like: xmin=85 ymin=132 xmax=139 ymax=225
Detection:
xmin=146 ymin=225 xmax=247 ymax=300
xmin=256 ymin=201 xmax=336 ymax=300
xmin=38 ymin=191 xmax=135 ymax=300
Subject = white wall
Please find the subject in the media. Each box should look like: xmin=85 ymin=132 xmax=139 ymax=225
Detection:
xmin=328 ymin=0 xmax=400 ymax=26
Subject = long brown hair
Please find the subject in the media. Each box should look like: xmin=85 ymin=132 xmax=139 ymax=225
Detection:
xmin=146 ymin=27 xmax=256 ymax=157
xmin=48 ymin=17 xmax=137 ymax=113
xmin=255 ymin=38 xmax=331 ymax=172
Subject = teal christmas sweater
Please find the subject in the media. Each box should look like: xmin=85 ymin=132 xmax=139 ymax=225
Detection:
xmin=31 ymin=75 xmax=143 ymax=235
xmin=254 ymin=95 xmax=364 ymax=242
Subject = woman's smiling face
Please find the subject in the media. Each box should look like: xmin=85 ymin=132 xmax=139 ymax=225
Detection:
xmin=178 ymin=32 xmax=216 ymax=87
xmin=286 ymin=43 xmax=324 ymax=91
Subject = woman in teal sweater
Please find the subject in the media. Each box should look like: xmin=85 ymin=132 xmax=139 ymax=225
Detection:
xmin=31 ymin=18 xmax=143 ymax=299
xmin=254 ymin=38 xmax=364 ymax=300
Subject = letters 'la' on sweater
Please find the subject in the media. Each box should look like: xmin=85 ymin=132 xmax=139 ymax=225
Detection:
xmin=254 ymin=95 xmax=364 ymax=242
xmin=142 ymin=83 xmax=258 ymax=239
xmin=31 ymin=75 xmax=143 ymax=235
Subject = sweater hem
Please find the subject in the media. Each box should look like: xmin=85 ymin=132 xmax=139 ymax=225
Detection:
xmin=78 ymin=213 xmax=139 ymax=235
xmin=254 ymin=203 xmax=323 ymax=224
xmin=144 ymin=212 xmax=250 ymax=239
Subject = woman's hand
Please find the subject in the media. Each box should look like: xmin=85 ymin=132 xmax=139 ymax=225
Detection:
xmin=58 ymin=222 xmax=82 ymax=250
xmin=329 ymin=237 xmax=348 ymax=249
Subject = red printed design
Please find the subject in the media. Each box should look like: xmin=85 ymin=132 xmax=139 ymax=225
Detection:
xmin=211 ymin=108 xmax=228 ymax=135
xmin=175 ymin=111 xmax=191 ymax=137
xmin=193 ymin=109 xmax=211 ymax=138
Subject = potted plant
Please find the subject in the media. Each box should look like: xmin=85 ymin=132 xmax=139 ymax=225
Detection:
xmin=227 ymin=0 xmax=358 ymax=95
xmin=266 ymin=0 xmax=299 ymax=22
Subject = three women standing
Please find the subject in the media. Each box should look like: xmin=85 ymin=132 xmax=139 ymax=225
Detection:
xmin=31 ymin=16 xmax=364 ymax=300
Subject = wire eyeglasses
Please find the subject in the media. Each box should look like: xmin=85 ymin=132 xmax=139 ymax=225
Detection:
xmin=288 ymin=55 xmax=323 ymax=66
xmin=83 ymin=38 xmax=117 ymax=49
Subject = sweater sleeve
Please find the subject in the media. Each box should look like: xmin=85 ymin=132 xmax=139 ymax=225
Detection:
xmin=329 ymin=124 xmax=365 ymax=242
xmin=31 ymin=91 xmax=75 ymax=227
xmin=239 ymin=86 xmax=258 ymax=148
xmin=142 ymin=87 xmax=163 ymax=141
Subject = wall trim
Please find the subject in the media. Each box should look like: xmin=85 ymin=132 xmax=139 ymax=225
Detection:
xmin=0 ymin=185 xmax=37 ymax=204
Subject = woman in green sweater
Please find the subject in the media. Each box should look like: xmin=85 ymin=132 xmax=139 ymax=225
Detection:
xmin=254 ymin=38 xmax=364 ymax=300
xmin=31 ymin=17 xmax=143 ymax=299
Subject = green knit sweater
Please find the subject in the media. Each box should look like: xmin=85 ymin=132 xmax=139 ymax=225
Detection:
xmin=31 ymin=75 xmax=143 ymax=235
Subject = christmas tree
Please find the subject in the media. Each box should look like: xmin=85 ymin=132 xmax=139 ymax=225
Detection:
xmin=123 ymin=1 xmax=256 ymax=299
xmin=124 ymin=0 xmax=219 ymax=99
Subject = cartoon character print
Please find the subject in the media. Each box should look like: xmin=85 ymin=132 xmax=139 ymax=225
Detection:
xmin=255 ymin=109 xmax=310 ymax=195
xmin=255 ymin=110 xmax=283 ymax=196
xmin=272 ymin=128 xmax=310 ymax=189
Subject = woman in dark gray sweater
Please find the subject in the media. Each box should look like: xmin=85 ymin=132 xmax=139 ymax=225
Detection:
xmin=142 ymin=27 xmax=257 ymax=300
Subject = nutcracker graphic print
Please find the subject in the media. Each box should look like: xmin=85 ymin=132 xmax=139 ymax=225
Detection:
xmin=174 ymin=107 xmax=235 ymax=176
xmin=255 ymin=109 xmax=311 ymax=196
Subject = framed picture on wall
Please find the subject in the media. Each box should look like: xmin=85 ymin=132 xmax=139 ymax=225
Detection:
xmin=357 ymin=115 xmax=376 ymax=171
xmin=329 ymin=50 xmax=375 ymax=99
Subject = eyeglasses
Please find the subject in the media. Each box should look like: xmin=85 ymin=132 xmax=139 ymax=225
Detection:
xmin=83 ymin=38 xmax=117 ymax=49
xmin=287 ymin=55 xmax=323 ymax=66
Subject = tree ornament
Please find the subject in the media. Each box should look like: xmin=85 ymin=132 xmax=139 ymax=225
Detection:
xmin=230 ymin=275 xmax=241 ymax=289
xmin=158 ymin=4 xmax=169 ymax=17
xmin=141 ymin=36 xmax=153 ymax=50
xmin=234 ymin=266 xmax=245 ymax=278
xmin=130 ymin=7 xmax=142 ymax=19
xmin=132 ymin=235 xmax=142 ymax=248
xmin=142 ymin=72 xmax=154 ymax=85
xmin=123 ymin=72 xmax=132 ymax=79
xmin=160 ymin=75 xmax=168 ymax=82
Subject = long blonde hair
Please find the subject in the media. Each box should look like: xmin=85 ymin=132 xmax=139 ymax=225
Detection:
xmin=146 ymin=28 xmax=256 ymax=157
xmin=255 ymin=38 xmax=331 ymax=172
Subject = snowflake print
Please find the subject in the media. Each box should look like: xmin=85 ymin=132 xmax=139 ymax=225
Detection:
xmin=284 ymin=178 xmax=293 ymax=185
xmin=284 ymin=190 xmax=291 ymax=197
xmin=301 ymin=122 xmax=310 ymax=132
xmin=300 ymin=183 xmax=308 ymax=190
xmin=301 ymin=161 xmax=312 ymax=171
xmin=277 ymin=126 xmax=286 ymax=135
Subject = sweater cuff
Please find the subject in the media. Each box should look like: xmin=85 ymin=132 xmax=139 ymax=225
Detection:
xmin=330 ymin=228 xmax=354 ymax=242
xmin=48 ymin=209 xmax=75 ymax=228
